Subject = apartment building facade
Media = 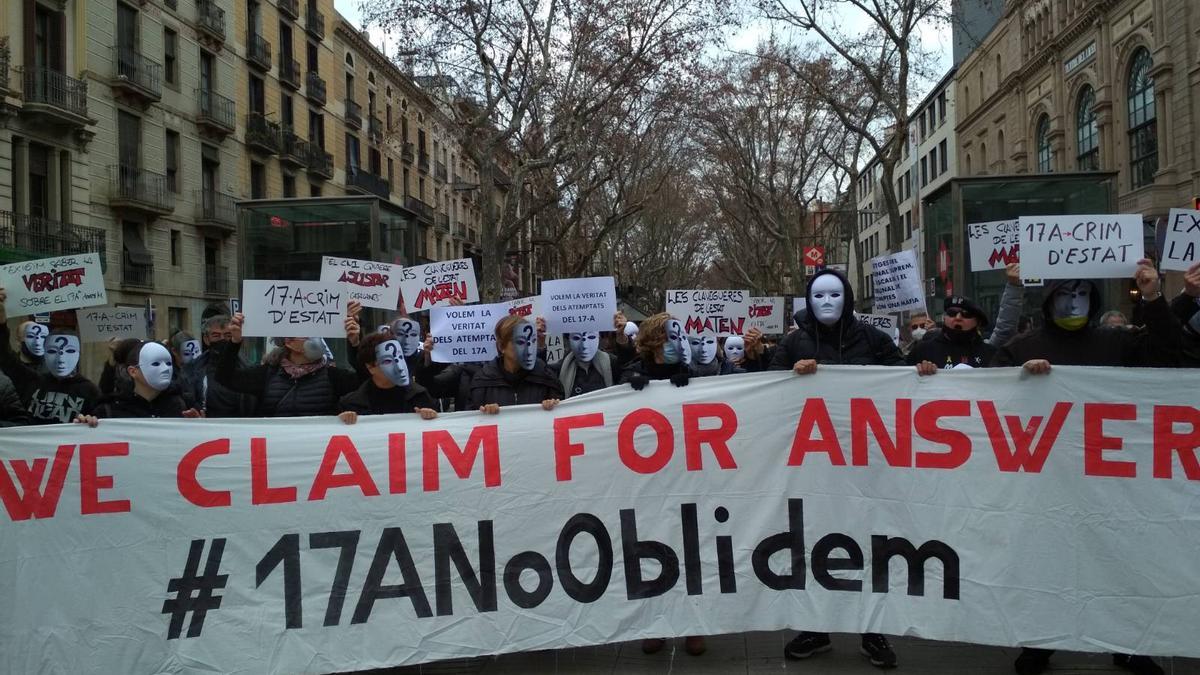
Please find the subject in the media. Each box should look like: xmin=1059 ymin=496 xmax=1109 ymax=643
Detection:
xmin=850 ymin=69 xmax=959 ymax=310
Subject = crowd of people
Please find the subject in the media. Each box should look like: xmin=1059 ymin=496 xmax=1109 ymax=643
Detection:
xmin=1 ymin=257 xmax=1198 ymax=674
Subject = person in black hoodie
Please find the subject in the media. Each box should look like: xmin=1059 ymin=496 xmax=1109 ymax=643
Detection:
xmin=908 ymin=295 xmax=996 ymax=372
xmin=619 ymin=312 xmax=692 ymax=390
xmin=769 ymin=268 xmax=901 ymax=669
xmin=0 ymin=289 xmax=101 ymax=424
xmin=77 ymin=341 xmax=200 ymax=424
xmin=994 ymin=259 xmax=1173 ymax=675
xmin=337 ymin=331 xmax=438 ymax=423
xmin=15 ymin=320 xmax=49 ymax=375
xmin=1168 ymin=262 xmax=1200 ymax=367
xmin=470 ymin=316 xmax=563 ymax=413
xmin=217 ymin=311 xmax=362 ymax=417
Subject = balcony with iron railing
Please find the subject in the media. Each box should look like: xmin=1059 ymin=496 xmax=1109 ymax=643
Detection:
xmin=197 ymin=0 xmax=226 ymax=44
xmin=305 ymin=71 xmax=326 ymax=105
xmin=279 ymin=0 xmax=299 ymax=20
xmin=305 ymin=8 xmax=325 ymax=38
xmin=122 ymin=258 xmax=154 ymax=288
xmin=196 ymin=88 xmax=235 ymax=136
xmin=435 ymin=213 xmax=450 ymax=233
xmin=401 ymin=142 xmax=415 ymax=163
xmin=247 ymin=34 xmax=272 ymax=71
xmin=306 ymin=145 xmax=333 ymax=178
xmin=0 ymin=39 xmax=9 ymax=95
xmin=205 ymin=264 xmax=230 ymax=296
xmin=453 ymin=172 xmax=463 ymax=186
xmin=279 ymin=54 xmax=300 ymax=89
xmin=22 ymin=68 xmax=89 ymax=124
xmin=346 ymin=166 xmax=390 ymax=200
xmin=112 ymin=46 xmax=163 ymax=102
xmin=344 ymin=99 xmax=362 ymax=129
xmin=0 ymin=211 xmax=107 ymax=263
xmin=110 ymin=165 xmax=175 ymax=216
xmin=280 ymin=128 xmax=309 ymax=166
xmin=368 ymin=115 xmax=383 ymax=143
xmin=406 ymin=195 xmax=434 ymax=222
xmin=435 ymin=160 xmax=448 ymax=182
xmin=195 ymin=189 xmax=237 ymax=232
xmin=245 ymin=112 xmax=281 ymax=154
xmin=418 ymin=152 xmax=430 ymax=173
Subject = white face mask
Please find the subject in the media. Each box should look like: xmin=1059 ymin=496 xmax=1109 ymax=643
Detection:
xmin=663 ymin=319 xmax=690 ymax=365
xmin=1052 ymin=283 xmax=1091 ymax=319
xmin=137 ymin=342 xmax=175 ymax=391
xmin=180 ymin=340 xmax=201 ymax=365
xmin=724 ymin=336 xmax=745 ymax=362
xmin=23 ymin=323 xmax=48 ymax=357
xmin=512 ymin=320 xmax=538 ymax=371
xmin=391 ymin=319 xmax=422 ymax=358
xmin=689 ymin=334 xmax=717 ymax=365
xmin=624 ymin=322 xmax=639 ymax=338
xmin=809 ymin=275 xmax=846 ymax=326
xmin=910 ymin=328 xmax=927 ymax=341
xmin=568 ymin=332 xmax=599 ymax=363
xmin=374 ymin=339 xmax=411 ymax=386
xmin=44 ymin=334 xmax=80 ymax=379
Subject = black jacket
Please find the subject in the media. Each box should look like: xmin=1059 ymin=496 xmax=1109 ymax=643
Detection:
xmin=338 ymin=380 xmax=436 ymax=415
xmin=216 ymin=342 xmax=360 ymax=417
xmin=0 ymin=324 xmax=99 ymax=424
xmin=1171 ymin=293 xmax=1200 ymax=367
xmin=424 ymin=361 xmax=485 ymax=412
xmin=468 ymin=358 xmax=564 ymax=409
xmin=991 ymin=279 xmax=1180 ymax=367
xmin=95 ymin=390 xmax=190 ymax=418
xmin=906 ymin=328 xmax=997 ymax=369
xmin=769 ymin=269 xmax=904 ymax=368
xmin=0 ymin=371 xmax=32 ymax=427
xmin=192 ymin=345 xmax=258 ymax=417
xmin=619 ymin=358 xmax=689 ymax=383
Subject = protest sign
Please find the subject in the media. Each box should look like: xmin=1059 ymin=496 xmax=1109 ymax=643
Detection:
xmin=1161 ymin=209 xmax=1200 ymax=272
xmin=429 ymin=302 xmax=505 ymax=363
xmin=506 ymin=296 xmax=542 ymax=319
xmin=746 ymin=297 xmax=785 ymax=334
xmin=240 ymin=280 xmax=347 ymax=338
xmin=4 ymin=367 xmax=1200 ymax=674
xmin=399 ymin=258 xmax=480 ymax=311
xmin=665 ymin=289 xmax=750 ymax=336
xmin=320 ymin=256 xmax=402 ymax=310
xmin=1 ymin=252 xmax=107 ymax=315
xmin=75 ymin=306 xmax=149 ymax=342
xmin=541 ymin=277 xmax=617 ymax=334
xmin=871 ymin=250 xmax=925 ymax=312
xmin=544 ymin=333 xmax=565 ymax=364
xmin=857 ymin=313 xmax=899 ymax=345
xmin=1018 ymin=214 xmax=1144 ymax=279
xmin=966 ymin=220 xmax=1020 ymax=272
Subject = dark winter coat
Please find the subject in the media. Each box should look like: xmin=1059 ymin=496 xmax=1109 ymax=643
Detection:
xmin=192 ymin=345 xmax=258 ymax=417
xmin=216 ymin=342 xmax=360 ymax=417
xmin=769 ymin=269 xmax=904 ymax=369
xmin=338 ymin=380 xmax=436 ymax=415
xmin=618 ymin=358 xmax=689 ymax=383
xmin=95 ymin=390 xmax=190 ymax=418
xmin=1171 ymin=293 xmax=1200 ymax=367
xmin=468 ymin=358 xmax=564 ymax=409
xmin=0 ymin=324 xmax=99 ymax=424
xmin=0 ymin=371 xmax=32 ymax=427
xmin=991 ymin=279 xmax=1180 ymax=367
xmin=906 ymin=328 xmax=997 ymax=369
xmin=424 ymin=361 xmax=485 ymax=411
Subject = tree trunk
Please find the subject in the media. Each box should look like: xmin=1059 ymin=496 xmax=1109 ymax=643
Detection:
xmin=477 ymin=162 xmax=503 ymax=301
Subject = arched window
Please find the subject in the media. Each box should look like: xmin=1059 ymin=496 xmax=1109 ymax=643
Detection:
xmin=979 ymin=142 xmax=987 ymax=174
xmin=997 ymin=129 xmax=1006 ymax=171
xmin=965 ymin=153 xmax=972 ymax=175
xmin=368 ymin=71 xmax=376 ymax=84
xmin=1127 ymin=48 xmax=1157 ymax=188
xmin=1036 ymin=115 xmax=1053 ymax=173
xmin=1076 ymin=86 xmax=1099 ymax=171
xmin=345 ymin=53 xmax=355 ymax=68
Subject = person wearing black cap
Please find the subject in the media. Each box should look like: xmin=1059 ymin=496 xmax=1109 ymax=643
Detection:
xmin=908 ymin=295 xmax=996 ymax=372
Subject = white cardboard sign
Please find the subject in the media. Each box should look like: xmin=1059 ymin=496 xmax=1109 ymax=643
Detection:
xmin=1161 ymin=209 xmax=1200 ymax=272
xmin=75 ymin=306 xmax=148 ymax=342
xmin=506 ymin=296 xmax=542 ymax=320
xmin=541 ymin=277 xmax=617 ymax=334
xmin=240 ymin=280 xmax=347 ymax=338
xmin=399 ymin=258 xmax=480 ymax=312
xmin=664 ymin=289 xmax=751 ymax=336
xmin=870 ymin=250 xmax=925 ymax=312
xmin=746 ymin=297 xmax=785 ymax=334
xmin=429 ymin=302 xmax=505 ymax=363
xmin=2 ymin=253 xmax=107 ymax=315
xmin=967 ymin=220 xmax=1020 ymax=272
xmin=320 ymin=256 xmax=402 ymax=311
xmin=1018 ymin=214 xmax=1144 ymax=279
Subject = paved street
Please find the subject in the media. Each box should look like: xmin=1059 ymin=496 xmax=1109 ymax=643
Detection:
xmin=356 ymin=632 xmax=1200 ymax=674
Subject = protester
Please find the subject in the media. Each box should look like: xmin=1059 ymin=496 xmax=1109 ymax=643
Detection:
xmin=993 ymin=259 xmax=1175 ymax=675
xmin=619 ymin=312 xmax=691 ymax=391
xmin=769 ymin=268 xmax=900 ymax=668
xmin=549 ymin=331 xmax=615 ymax=398
xmin=77 ymin=341 xmax=201 ymax=424
xmin=909 ymin=295 xmax=996 ymax=371
xmin=723 ymin=335 xmax=746 ymax=369
xmin=688 ymin=333 xmax=740 ymax=376
xmin=168 ymin=331 xmax=203 ymax=409
xmin=1100 ymin=310 xmax=1129 ymax=328
xmin=735 ymin=327 xmax=774 ymax=372
xmin=217 ymin=312 xmax=363 ymax=417
xmin=189 ymin=314 xmax=257 ymax=417
xmin=470 ymin=316 xmax=562 ymax=413
xmin=903 ymin=311 xmax=936 ymax=354
xmin=1171 ymin=262 xmax=1200 ymax=366
xmin=0 ymin=371 xmax=32 ymax=427
xmin=16 ymin=321 xmax=48 ymax=374
xmin=337 ymin=332 xmax=438 ymax=423
xmin=608 ymin=311 xmax=639 ymax=371
xmin=98 ymin=337 xmax=139 ymax=396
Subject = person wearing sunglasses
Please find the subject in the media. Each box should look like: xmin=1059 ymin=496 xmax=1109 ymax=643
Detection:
xmin=909 ymin=296 xmax=995 ymax=372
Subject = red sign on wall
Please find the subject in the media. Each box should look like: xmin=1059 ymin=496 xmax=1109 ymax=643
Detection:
xmin=803 ymin=246 xmax=825 ymax=266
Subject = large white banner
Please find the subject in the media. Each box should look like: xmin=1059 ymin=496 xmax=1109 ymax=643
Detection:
xmin=2 ymin=368 xmax=1200 ymax=674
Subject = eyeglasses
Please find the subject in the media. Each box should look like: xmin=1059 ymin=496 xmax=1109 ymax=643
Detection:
xmin=944 ymin=309 xmax=973 ymax=319
xmin=909 ymin=324 xmax=924 ymax=330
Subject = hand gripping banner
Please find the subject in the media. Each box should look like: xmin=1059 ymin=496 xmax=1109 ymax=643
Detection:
xmin=2 ymin=367 xmax=1199 ymax=673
